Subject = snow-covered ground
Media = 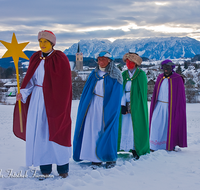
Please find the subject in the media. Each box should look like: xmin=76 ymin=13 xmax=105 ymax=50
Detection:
xmin=0 ymin=101 xmax=200 ymax=190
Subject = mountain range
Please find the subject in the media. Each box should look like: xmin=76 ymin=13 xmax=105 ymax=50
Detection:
xmin=63 ymin=37 xmax=200 ymax=60
xmin=1 ymin=37 xmax=200 ymax=69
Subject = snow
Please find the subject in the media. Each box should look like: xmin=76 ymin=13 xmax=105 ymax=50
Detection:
xmin=2 ymin=97 xmax=16 ymax=105
xmin=182 ymin=46 xmax=185 ymax=57
xmin=0 ymin=101 xmax=200 ymax=190
xmin=3 ymin=81 xmax=17 ymax=87
xmin=21 ymin=62 xmax=29 ymax=69
xmin=69 ymin=61 xmax=75 ymax=71
xmin=137 ymin=50 xmax=145 ymax=56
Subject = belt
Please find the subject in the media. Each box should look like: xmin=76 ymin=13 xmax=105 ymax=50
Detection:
xmin=35 ymin=84 xmax=43 ymax=87
xmin=94 ymin=93 xmax=103 ymax=98
xmin=158 ymin=100 xmax=168 ymax=103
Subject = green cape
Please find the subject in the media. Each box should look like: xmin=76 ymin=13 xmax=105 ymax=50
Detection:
xmin=118 ymin=68 xmax=150 ymax=156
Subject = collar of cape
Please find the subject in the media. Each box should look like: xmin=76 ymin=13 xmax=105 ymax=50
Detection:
xmin=94 ymin=62 xmax=123 ymax=84
xmin=124 ymin=67 xmax=141 ymax=81
xmin=38 ymin=50 xmax=55 ymax=60
xmin=158 ymin=72 xmax=181 ymax=80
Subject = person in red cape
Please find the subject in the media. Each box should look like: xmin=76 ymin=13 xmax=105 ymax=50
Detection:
xmin=13 ymin=30 xmax=72 ymax=178
xmin=149 ymin=59 xmax=187 ymax=152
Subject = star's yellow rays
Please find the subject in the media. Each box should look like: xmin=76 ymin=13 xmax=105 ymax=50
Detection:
xmin=0 ymin=33 xmax=29 ymax=66
xmin=0 ymin=33 xmax=29 ymax=133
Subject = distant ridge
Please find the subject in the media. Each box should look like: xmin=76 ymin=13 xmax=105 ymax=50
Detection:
xmin=63 ymin=37 xmax=200 ymax=60
xmin=0 ymin=51 xmax=95 ymax=69
xmin=0 ymin=50 xmax=35 ymax=68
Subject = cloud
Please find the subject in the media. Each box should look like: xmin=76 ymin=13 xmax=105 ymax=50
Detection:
xmin=0 ymin=0 xmax=200 ymax=55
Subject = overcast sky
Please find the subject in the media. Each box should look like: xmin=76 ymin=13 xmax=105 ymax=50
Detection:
xmin=0 ymin=0 xmax=200 ymax=56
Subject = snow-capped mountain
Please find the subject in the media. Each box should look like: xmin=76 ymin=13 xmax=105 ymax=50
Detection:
xmin=64 ymin=37 xmax=200 ymax=60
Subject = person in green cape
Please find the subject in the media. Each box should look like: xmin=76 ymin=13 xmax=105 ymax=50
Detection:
xmin=118 ymin=51 xmax=150 ymax=159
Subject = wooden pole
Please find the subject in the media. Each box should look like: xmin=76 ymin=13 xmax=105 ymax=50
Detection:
xmin=15 ymin=66 xmax=23 ymax=133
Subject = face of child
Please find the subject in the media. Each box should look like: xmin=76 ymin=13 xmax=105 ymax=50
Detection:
xmin=126 ymin=59 xmax=136 ymax=70
xmin=163 ymin=64 xmax=172 ymax=76
xmin=97 ymin=57 xmax=110 ymax=68
xmin=39 ymin=38 xmax=52 ymax=53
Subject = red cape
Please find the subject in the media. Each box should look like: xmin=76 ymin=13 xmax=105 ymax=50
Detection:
xmin=13 ymin=50 xmax=72 ymax=147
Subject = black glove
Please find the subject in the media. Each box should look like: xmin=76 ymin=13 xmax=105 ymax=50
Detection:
xmin=121 ymin=105 xmax=127 ymax=115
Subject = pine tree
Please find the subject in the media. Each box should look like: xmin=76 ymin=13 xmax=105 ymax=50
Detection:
xmin=194 ymin=63 xmax=199 ymax=70
xmin=176 ymin=64 xmax=182 ymax=74
xmin=184 ymin=61 xmax=188 ymax=69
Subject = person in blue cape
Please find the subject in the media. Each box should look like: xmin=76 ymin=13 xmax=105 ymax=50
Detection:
xmin=73 ymin=51 xmax=123 ymax=169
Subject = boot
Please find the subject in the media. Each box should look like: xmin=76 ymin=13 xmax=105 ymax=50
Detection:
xmin=59 ymin=173 xmax=68 ymax=178
xmin=91 ymin=162 xmax=102 ymax=169
xmin=105 ymin=161 xmax=116 ymax=169
xmin=132 ymin=150 xmax=139 ymax=160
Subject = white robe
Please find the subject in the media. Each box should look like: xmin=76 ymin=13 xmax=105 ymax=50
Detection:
xmin=80 ymin=70 xmax=105 ymax=163
xmin=120 ymin=69 xmax=136 ymax=152
xmin=150 ymin=78 xmax=169 ymax=150
xmin=20 ymin=54 xmax=71 ymax=167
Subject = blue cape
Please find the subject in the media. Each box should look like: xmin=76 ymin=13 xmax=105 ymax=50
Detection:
xmin=73 ymin=70 xmax=123 ymax=162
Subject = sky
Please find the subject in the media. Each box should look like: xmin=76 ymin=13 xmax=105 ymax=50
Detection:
xmin=0 ymin=0 xmax=200 ymax=57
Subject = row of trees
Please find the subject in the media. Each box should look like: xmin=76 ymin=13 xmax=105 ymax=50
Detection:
xmin=0 ymin=67 xmax=16 ymax=79
xmin=175 ymin=61 xmax=200 ymax=74
xmin=71 ymin=71 xmax=86 ymax=100
xmin=1 ymin=63 xmax=200 ymax=102
xmin=0 ymin=67 xmax=15 ymax=102
xmin=175 ymin=62 xmax=200 ymax=103
xmin=0 ymin=65 xmax=24 ymax=103
xmin=0 ymin=81 xmax=4 ymax=102
xmin=176 ymin=63 xmax=200 ymax=87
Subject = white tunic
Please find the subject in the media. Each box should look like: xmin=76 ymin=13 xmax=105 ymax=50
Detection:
xmin=120 ymin=69 xmax=136 ymax=151
xmin=150 ymin=78 xmax=169 ymax=150
xmin=20 ymin=54 xmax=71 ymax=167
xmin=80 ymin=70 xmax=105 ymax=163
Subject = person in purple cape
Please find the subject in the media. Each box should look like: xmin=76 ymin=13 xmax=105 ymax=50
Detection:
xmin=149 ymin=59 xmax=187 ymax=151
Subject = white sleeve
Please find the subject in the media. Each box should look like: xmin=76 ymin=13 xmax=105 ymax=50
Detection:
xmin=20 ymin=78 xmax=34 ymax=103
xmin=121 ymin=90 xmax=126 ymax=106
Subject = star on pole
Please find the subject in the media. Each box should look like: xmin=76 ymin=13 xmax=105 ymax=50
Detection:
xmin=0 ymin=33 xmax=29 ymax=133
xmin=0 ymin=33 xmax=29 ymax=66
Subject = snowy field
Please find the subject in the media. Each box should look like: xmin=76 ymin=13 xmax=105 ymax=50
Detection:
xmin=0 ymin=101 xmax=200 ymax=190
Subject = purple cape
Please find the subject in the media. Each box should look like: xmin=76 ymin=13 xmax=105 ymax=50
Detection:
xmin=149 ymin=73 xmax=187 ymax=150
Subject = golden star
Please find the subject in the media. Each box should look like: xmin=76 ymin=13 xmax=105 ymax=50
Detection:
xmin=0 ymin=33 xmax=29 ymax=67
